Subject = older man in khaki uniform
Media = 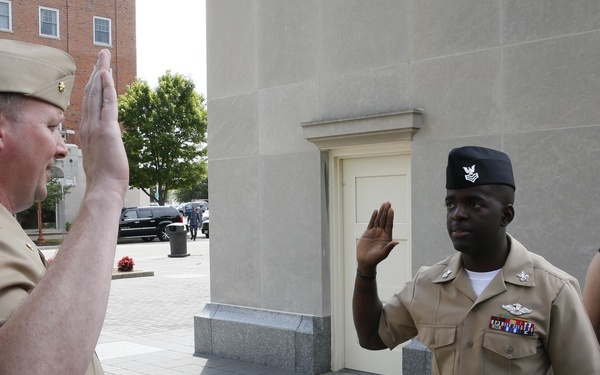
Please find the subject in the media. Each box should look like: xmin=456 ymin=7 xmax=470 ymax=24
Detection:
xmin=353 ymin=146 xmax=600 ymax=374
xmin=0 ymin=40 xmax=128 ymax=374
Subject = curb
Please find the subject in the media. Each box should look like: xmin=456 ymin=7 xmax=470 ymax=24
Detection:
xmin=112 ymin=270 xmax=155 ymax=280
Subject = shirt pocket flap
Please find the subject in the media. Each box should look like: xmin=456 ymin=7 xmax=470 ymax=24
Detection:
xmin=417 ymin=325 xmax=456 ymax=349
xmin=483 ymin=330 xmax=538 ymax=359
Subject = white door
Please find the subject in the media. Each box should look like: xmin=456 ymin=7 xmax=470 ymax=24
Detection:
xmin=342 ymin=154 xmax=412 ymax=375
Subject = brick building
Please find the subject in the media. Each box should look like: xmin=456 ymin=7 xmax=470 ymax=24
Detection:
xmin=1 ymin=0 xmax=140 ymax=229
xmin=0 ymin=0 xmax=136 ymax=146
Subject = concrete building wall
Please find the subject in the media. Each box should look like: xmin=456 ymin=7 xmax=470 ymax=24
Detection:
xmin=199 ymin=0 xmax=600 ymax=373
xmin=408 ymin=0 xmax=600 ymax=283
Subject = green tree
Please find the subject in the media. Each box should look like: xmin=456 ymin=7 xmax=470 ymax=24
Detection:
xmin=175 ymin=161 xmax=208 ymax=202
xmin=17 ymin=174 xmax=71 ymax=228
xmin=43 ymin=173 xmax=71 ymax=211
xmin=118 ymin=72 xmax=207 ymax=205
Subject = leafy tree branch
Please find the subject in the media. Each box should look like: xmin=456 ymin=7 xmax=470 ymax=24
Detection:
xmin=118 ymin=72 xmax=207 ymax=205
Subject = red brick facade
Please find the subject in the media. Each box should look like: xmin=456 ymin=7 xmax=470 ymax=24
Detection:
xmin=0 ymin=0 xmax=136 ymax=146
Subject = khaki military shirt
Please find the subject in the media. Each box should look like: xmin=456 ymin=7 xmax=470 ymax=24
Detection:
xmin=379 ymin=235 xmax=600 ymax=374
xmin=0 ymin=205 xmax=103 ymax=374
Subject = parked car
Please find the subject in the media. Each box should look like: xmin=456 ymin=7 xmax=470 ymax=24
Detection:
xmin=119 ymin=206 xmax=184 ymax=242
xmin=177 ymin=201 xmax=208 ymax=217
xmin=201 ymin=219 xmax=209 ymax=238
xmin=199 ymin=209 xmax=209 ymax=238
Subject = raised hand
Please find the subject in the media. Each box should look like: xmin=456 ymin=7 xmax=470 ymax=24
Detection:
xmin=80 ymin=49 xmax=129 ymax=198
xmin=357 ymin=202 xmax=399 ymax=274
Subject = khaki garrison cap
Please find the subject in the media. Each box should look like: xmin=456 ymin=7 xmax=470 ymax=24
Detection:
xmin=0 ymin=39 xmax=76 ymax=111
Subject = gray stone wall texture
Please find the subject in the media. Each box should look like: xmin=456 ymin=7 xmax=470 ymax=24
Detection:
xmin=195 ymin=304 xmax=331 ymax=374
xmin=201 ymin=0 xmax=600 ymax=373
xmin=402 ymin=340 xmax=432 ymax=375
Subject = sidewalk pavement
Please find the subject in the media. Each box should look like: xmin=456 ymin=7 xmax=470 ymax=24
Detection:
xmin=41 ymin=237 xmax=349 ymax=375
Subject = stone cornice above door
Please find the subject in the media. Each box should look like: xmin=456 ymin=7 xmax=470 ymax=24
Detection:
xmin=302 ymin=109 xmax=422 ymax=150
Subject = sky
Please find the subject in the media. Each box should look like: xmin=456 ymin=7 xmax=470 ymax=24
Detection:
xmin=135 ymin=0 xmax=207 ymax=96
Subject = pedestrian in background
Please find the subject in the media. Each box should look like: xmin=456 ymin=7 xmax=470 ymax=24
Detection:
xmin=188 ymin=205 xmax=201 ymax=240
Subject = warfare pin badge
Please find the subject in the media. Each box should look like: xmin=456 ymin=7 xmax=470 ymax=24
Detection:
xmin=502 ymin=303 xmax=532 ymax=316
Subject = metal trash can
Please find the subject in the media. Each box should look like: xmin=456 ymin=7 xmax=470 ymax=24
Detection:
xmin=166 ymin=223 xmax=190 ymax=257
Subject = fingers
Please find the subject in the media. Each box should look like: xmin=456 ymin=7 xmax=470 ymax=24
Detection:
xmin=99 ymin=69 xmax=118 ymax=123
xmin=86 ymin=51 xmax=110 ymax=126
xmin=77 ymin=49 xmax=128 ymax=197
xmin=382 ymin=240 xmax=400 ymax=257
xmin=373 ymin=201 xmax=391 ymax=229
xmin=385 ymin=207 xmax=394 ymax=234
xmin=82 ymin=50 xmax=112 ymax=129
xmin=358 ymin=202 xmax=397 ymax=267
xmin=81 ymin=65 xmax=96 ymax=126
xmin=367 ymin=209 xmax=377 ymax=229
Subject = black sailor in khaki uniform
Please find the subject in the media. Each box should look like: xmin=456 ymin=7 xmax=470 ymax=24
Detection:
xmin=353 ymin=146 xmax=600 ymax=374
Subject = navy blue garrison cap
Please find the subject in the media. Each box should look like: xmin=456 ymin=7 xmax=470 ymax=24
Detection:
xmin=446 ymin=146 xmax=515 ymax=190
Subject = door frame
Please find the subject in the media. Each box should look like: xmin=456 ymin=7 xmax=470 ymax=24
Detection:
xmin=329 ymin=142 xmax=412 ymax=372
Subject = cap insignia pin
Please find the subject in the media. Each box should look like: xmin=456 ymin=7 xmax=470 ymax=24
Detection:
xmin=517 ymin=271 xmax=529 ymax=282
xmin=58 ymin=81 xmax=65 ymax=93
xmin=442 ymin=269 xmax=452 ymax=278
xmin=463 ymin=165 xmax=479 ymax=183
xmin=26 ymin=243 xmax=34 ymax=251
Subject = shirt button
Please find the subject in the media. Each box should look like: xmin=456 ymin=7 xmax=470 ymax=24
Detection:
xmin=430 ymin=338 xmax=436 ymax=345
xmin=467 ymin=341 xmax=473 ymax=348
xmin=507 ymin=346 xmax=514 ymax=354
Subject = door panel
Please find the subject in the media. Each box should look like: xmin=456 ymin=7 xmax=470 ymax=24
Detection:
xmin=136 ymin=208 xmax=156 ymax=236
xmin=120 ymin=208 xmax=140 ymax=236
xmin=343 ymin=154 xmax=412 ymax=375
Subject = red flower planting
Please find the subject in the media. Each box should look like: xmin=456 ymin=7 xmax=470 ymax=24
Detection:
xmin=117 ymin=256 xmax=135 ymax=272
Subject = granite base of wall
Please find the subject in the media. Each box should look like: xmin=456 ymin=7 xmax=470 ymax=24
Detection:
xmin=194 ymin=303 xmax=331 ymax=374
xmin=402 ymin=339 xmax=432 ymax=375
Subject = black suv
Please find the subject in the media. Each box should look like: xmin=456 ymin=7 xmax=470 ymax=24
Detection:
xmin=119 ymin=206 xmax=184 ymax=242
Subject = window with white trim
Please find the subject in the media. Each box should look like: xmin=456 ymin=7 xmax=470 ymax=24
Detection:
xmin=39 ymin=7 xmax=59 ymax=38
xmin=0 ymin=1 xmax=11 ymax=32
xmin=93 ymin=16 xmax=111 ymax=46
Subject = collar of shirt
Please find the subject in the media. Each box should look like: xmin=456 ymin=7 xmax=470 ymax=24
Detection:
xmin=431 ymin=234 xmax=536 ymax=288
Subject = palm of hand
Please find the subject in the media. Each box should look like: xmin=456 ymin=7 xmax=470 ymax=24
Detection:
xmin=356 ymin=202 xmax=398 ymax=267
xmin=358 ymin=227 xmax=394 ymax=264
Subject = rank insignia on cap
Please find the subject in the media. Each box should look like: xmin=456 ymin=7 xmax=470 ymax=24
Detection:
xmin=463 ymin=165 xmax=479 ymax=183
xmin=58 ymin=81 xmax=65 ymax=93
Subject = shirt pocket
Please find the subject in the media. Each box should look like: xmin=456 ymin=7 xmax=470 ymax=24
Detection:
xmin=482 ymin=330 xmax=542 ymax=374
xmin=417 ymin=325 xmax=456 ymax=375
